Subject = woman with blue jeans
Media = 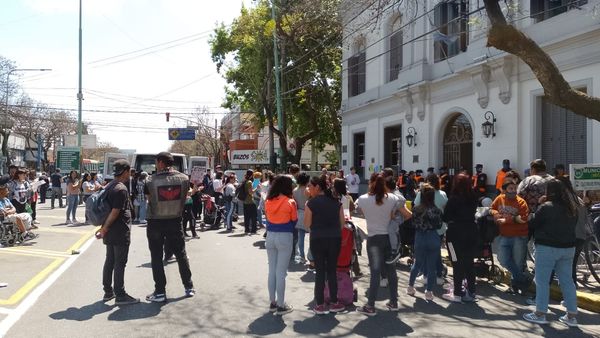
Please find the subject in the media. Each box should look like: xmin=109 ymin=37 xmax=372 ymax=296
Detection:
xmin=293 ymin=173 xmax=309 ymax=263
xmin=355 ymin=173 xmax=405 ymax=316
xmin=65 ymin=170 xmax=81 ymax=224
xmin=523 ymin=179 xmax=579 ymax=327
xmin=264 ymin=175 xmax=297 ymax=315
xmin=223 ymin=176 xmax=236 ymax=231
xmin=407 ymin=184 xmax=442 ymax=301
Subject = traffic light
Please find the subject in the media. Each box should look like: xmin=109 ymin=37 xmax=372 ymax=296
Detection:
xmin=166 ymin=112 xmax=170 ymax=122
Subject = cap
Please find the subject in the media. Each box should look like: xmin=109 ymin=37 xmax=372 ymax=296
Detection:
xmin=427 ymin=167 xmax=434 ymax=172
xmin=475 ymin=164 xmax=483 ymax=168
xmin=502 ymin=159 xmax=510 ymax=165
xmin=415 ymin=169 xmax=423 ymax=174
xmin=156 ymin=151 xmax=174 ymax=165
xmin=112 ymin=159 xmax=131 ymax=176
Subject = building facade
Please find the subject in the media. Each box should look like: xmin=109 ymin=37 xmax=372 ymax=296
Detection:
xmin=340 ymin=0 xmax=600 ymax=182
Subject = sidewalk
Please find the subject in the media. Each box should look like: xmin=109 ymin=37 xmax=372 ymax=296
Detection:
xmin=350 ymin=216 xmax=600 ymax=313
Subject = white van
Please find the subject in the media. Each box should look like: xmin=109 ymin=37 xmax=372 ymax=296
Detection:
xmin=131 ymin=152 xmax=188 ymax=175
xmin=103 ymin=152 xmax=133 ymax=182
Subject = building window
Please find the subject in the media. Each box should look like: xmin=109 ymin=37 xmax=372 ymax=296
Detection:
xmin=388 ymin=17 xmax=403 ymax=82
xmin=541 ymin=90 xmax=587 ymax=171
xmin=531 ymin=0 xmax=588 ymax=23
xmin=348 ymin=43 xmax=366 ymax=97
xmin=443 ymin=114 xmax=473 ymax=174
xmin=433 ymin=0 xmax=469 ymax=63
xmin=384 ymin=125 xmax=402 ymax=172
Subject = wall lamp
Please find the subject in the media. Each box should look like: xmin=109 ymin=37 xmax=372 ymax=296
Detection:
xmin=482 ymin=111 xmax=496 ymax=138
xmin=405 ymin=127 xmax=417 ymax=147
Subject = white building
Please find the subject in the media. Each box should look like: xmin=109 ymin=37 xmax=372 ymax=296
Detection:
xmin=340 ymin=0 xmax=600 ymax=182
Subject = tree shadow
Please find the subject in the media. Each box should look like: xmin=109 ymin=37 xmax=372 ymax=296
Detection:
xmin=228 ymin=233 xmax=248 ymax=238
xmin=49 ymin=301 xmax=113 ymax=321
xmin=107 ymin=296 xmax=186 ymax=321
xmin=247 ymin=312 xmax=286 ymax=336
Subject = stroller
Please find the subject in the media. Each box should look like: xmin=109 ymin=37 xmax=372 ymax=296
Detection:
xmin=198 ymin=194 xmax=224 ymax=230
xmin=324 ymin=221 xmax=359 ymax=305
xmin=399 ymin=218 xmax=416 ymax=266
xmin=473 ymin=207 xmax=504 ymax=284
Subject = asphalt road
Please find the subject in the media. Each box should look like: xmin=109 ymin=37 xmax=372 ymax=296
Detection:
xmin=1 ymin=204 xmax=600 ymax=338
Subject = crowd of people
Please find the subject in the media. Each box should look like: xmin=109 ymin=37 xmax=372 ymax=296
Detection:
xmin=1 ymin=154 xmax=592 ymax=328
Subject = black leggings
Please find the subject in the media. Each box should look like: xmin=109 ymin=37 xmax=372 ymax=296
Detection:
xmin=311 ymin=237 xmax=341 ymax=305
xmin=447 ymin=238 xmax=476 ymax=296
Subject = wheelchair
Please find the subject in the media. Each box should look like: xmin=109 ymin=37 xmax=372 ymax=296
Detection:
xmin=0 ymin=215 xmax=27 ymax=247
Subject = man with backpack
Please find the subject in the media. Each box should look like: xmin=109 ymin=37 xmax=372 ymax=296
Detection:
xmin=144 ymin=152 xmax=195 ymax=302
xmin=95 ymin=159 xmax=139 ymax=305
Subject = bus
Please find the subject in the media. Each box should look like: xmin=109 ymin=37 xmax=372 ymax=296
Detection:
xmin=82 ymin=159 xmax=100 ymax=173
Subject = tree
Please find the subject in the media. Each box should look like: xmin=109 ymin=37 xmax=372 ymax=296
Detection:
xmin=209 ymin=0 xmax=342 ymax=166
xmin=84 ymin=142 xmax=119 ymax=162
xmin=0 ymin=56 xmax=17 ymax=166
xmin=482 ymin=0 xmax=600 ymax=121
xmin=169 ymin=108 xmax=224 ymax=166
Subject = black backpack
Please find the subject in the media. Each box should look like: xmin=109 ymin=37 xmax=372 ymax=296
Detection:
xmin=85 ymin=181 xmax=118 ymax=226
xmin=235 ymin=180 xmax=248 ymax=201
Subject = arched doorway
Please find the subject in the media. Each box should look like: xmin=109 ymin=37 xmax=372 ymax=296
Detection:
xmin=443 ymin=114 xmax=473 ymax=174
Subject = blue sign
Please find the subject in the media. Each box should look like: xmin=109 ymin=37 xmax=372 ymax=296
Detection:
xmin=168 ymin=128 xmax=196 ymax=140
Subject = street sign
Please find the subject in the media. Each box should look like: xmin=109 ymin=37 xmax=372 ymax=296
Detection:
xmin=168 ymin=128 xmax=196 ymax=140
xmin=56 ymin=147 xmax=81 ymax=171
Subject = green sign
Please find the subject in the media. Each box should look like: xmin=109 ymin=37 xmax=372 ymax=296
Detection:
xmin=570 ymin=164 xmax=600 ymax=191
xmin=57 ymin=147 xmax=81 ymax=171
xmin=98 ymin=163 xmax=105 ymax=174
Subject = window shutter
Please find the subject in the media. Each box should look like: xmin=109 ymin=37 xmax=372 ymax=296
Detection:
xmin=434 ymin=3 xmax=444 ymax=62
xmin=389 ymin=31 xmax=402 ymax=81
xmin=357 ymin=51 xmax=366 ymax=94
xmin=348 ymin=55 xmax=357 ymax=97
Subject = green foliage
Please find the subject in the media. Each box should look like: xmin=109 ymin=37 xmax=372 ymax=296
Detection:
xmin=209 ymin=0 xmax=342 ymax=163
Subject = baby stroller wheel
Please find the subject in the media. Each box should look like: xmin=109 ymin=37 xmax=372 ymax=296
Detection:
xmin=490 ymin=265 xmax=504 ymax=284
xmin=353 ymin=289 xmax=358 ymax=303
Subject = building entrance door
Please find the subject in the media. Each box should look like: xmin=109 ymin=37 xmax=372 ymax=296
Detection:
xmin=443 ymin=114 xmax=473 ymax=175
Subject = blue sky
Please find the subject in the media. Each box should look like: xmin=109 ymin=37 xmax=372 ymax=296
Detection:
xmin=1 ymin=0 xmax=251 ymax=152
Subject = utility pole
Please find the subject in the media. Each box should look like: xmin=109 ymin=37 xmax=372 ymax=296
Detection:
xmin=77 ymin=0 xmax=83 ymax=148
xmin=271 ymin=0 xmax=285 ymax=171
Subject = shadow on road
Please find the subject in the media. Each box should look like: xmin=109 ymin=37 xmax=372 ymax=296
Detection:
xmin=293 ymin=314 xmax=340 ymax=335
xmin=247 ymin=312 xmax=286 ymax=336
xmin=49 ymin=301 xmax=113 ymax=321
xmin=351 ymin=311 xmax=414 ymax=337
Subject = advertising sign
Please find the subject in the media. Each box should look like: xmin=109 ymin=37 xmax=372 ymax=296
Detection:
xmin=570 ymin=164 xmax=600 ymax=191
xmin=63 ymin=134 xmax=97 ymax=149
xmin=230 ymin=150 xmax=269 ymax=165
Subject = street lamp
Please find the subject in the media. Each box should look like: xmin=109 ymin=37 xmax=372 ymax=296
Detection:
xmin=406 ymin=127 xmax=417 ymax=147
xmin=3 ymin=68 xmax=52 ymax=170
xmin=482 ymin=111 xmax=496 ymax=138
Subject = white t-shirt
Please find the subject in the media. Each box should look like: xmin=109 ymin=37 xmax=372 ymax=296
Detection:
xmin=356 ymin=193 xmax=399 ymax=236
xmin=212 ymin=178 xmax=223 ymax=193
xmin=345 ymin=173 xmax=360 ymax=194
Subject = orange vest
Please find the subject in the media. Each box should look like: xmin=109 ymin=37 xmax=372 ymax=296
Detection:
xmin=496 ymin=170 xmax=507 ymax=191
xmin=396 ymin=175 xmax=405 ymax=188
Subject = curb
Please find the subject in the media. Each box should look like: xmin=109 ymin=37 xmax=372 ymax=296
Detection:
xmin=441 ymin=256 xmax=600 ymax=313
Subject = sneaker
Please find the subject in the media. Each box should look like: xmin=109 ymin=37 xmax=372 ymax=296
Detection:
xmin=525 ymin=297 xmax=536 ymax=306
xmin=385 ymin=302 xmax=399 ymax=311
xmin=269 ymin=302 xmax=277 ymax=313
xmin=73 ymin=219 xmax=80 ymax=224
xmin=275 ymin=304 xmax=293 ymax=315
xmin=356 ymin=305 xmax=376 ymax=317
xmin=23 ymin=232 xmax=39 ymax=241
xmin=442 ymin=293 xmax=462 ymax=303
xmin=380 ymin=278 xmax=388 ymax=288
xmin=115 ymin=293 xmax=140 ymax=306
xmin=146 ymin=292 xmax=167 ymax=303
xmin=33 ymin=220 xmax=40 ymax=224
xmin=102 ymin=291 xmax=115 ymax=302
xmin=462 ymin=293 xmax=478 ymax=303
xmin=406 ymin=286 xmax=416 ymax=296
xmin=306 ymin=264 xmax=316 ymax=272
xmin=65 ymin=219 xmax=72 ymax=224
xmin=185 ymin=288 xmax=196 ymax=297
xmin=329 ymin=302 xmax=345 ymax=313
xmin=523 ymin=312 xmax=549 ymax=325
xmin=313 ymin=304 xmax=330 ymax=315
xmin=385 ymin=250 xmax=403 ymax=264
xmin=558 ymin=314 xmax=578 ymax=328
xmin=425 ymin=291 xmax=434 ymax=301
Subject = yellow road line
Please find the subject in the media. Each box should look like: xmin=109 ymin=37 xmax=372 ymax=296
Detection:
xmin=0 ymin=250 xmax=62 ymax=259
xmin=0 ymin=247 xmax=68 ymax=257
xmin=33 ymin=227 xmax=89 ymax=234
xmin=0 ymin=258 xmax=64 ymax=305
xmin=66 ymin=227 xmax=99 ymax=254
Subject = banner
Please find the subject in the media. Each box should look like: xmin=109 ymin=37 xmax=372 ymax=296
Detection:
xmin=230 ymin=150 xmax=269 ymax=165
xmin=570 ymin=164 xmax=600 ymax=191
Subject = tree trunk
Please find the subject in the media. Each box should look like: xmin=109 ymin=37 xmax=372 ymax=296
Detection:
xmin=483 ymin=0 xmax=600 ymax=121
xmin=1 ymin=130 xmax=11 ymax=167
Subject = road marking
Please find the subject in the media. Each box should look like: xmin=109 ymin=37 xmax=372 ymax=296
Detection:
xmin=34 ymin=227 xmax=89 ymax=234
xmin=0 ymin=258 xmax=64 ymax=306
xmin=66 ymin=227 xmax=98 ymax=253
xmin=0 ymin=308 xmax=11 ymax=315
xmin=0 ymin=232 xmax=96 ymax=337
xmin=0 ymin=248 xmax=70 ymax=258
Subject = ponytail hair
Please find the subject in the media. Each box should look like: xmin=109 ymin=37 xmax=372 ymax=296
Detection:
xmin=368 ymin=174 xmax=387 ymax=205
xmin=310 ymin=175 xmax=334 ymax=199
